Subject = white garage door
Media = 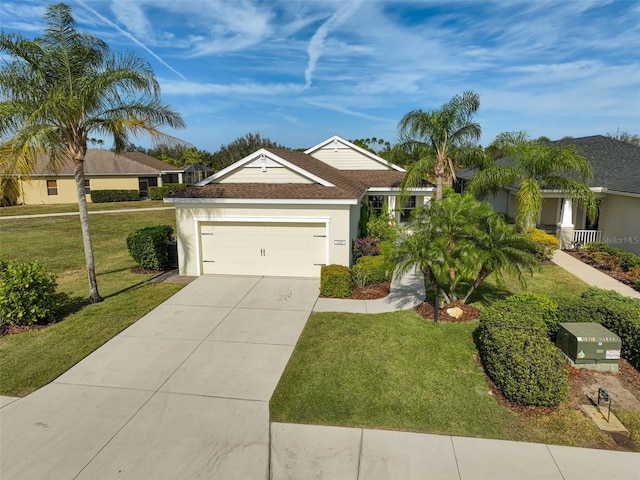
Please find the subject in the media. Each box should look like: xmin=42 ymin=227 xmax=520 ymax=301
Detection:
xmin=200 ymin=222 xmax=327 ymax=277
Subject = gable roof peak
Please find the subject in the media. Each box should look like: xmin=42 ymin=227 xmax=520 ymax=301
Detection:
xmin=304 ymin=135 xmax=405 ymax=172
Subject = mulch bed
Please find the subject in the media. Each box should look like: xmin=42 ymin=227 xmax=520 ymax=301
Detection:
xmin=564 ymin=250 xmax=638 ymax=287
xmin=0 ymin=323 xmax=51 ymax=337
xmin=414 ymin=300 xmax=480 ymax=322
xmin=131 ymin=267 xmax=164 ymax=275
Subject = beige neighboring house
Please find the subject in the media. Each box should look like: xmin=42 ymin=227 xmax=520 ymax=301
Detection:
xmin=458 ymin=135 xmax=640 ymax=256
xmin=166 ymin=135 xmax=434 ymax=277
xmin=15 ymin=150 xmax=184 ymax=204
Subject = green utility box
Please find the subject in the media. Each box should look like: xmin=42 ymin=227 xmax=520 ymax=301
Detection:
xmin=556 ymin=322 xmax=621 ymax=372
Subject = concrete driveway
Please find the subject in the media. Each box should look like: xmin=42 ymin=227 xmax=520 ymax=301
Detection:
xmin=0 ymin=275 xmax=319 ymax=480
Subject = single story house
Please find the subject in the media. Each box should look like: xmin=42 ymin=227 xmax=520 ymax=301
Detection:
xmin=183 ymin=164 xmax=214 ymax=185
xmin=14 ymin=150 xmax=185 ymax=204
xmin=166 ymin=135 xmax=434 ymax=277
xmin=457 ymin=135 xmax=640 ymax=255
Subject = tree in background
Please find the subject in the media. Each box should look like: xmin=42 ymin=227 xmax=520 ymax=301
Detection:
xmin=0 ymin=3 xmax=185 ymax=303
xmin=607 ymin=128 xmax=640 ymax=147
xmin=351 ymin=137 xmax=394 ymax=160
xmin=211 ymin=133 xmax=289 ymax=171
xmin=396 ymin=91 xmax=482 ymax=200
xmin=467 ymin=132 xmax=597 ymax=231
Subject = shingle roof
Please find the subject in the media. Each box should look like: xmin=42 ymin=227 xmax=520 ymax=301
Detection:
xmin=28 ymin=150 xmax=182 ymax=176
xmin=457 ymin=135 xmax=640 ymax=195
xmin=552 ymin=135 xmax=640 ymax=195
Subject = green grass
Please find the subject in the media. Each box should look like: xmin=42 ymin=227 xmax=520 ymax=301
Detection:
xmin=0 ymin=200 xmax=167 ymax=217
xmin=271 ymin=311 xmax=621 ymax=449
xmin=271 ymin=311 xmax=518 ymax=438
xmin=0 ymin=208 xmax=182 ymax=396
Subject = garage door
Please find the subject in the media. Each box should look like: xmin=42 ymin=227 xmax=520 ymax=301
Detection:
xmin=200 ymin=222 xmax=327 ymax=277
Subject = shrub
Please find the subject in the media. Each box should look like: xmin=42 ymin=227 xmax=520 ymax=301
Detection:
xmin=352 ymin=255 xmax=392 ymax=286
xmin=584 ymin=242 xmax=640 ymax=271
xmin=499 ymin=293 xmax=559 ymax=338
xmin=0 ymin=259 xmax=58 ymax=327
xmin=126 ymin=225 xmax=174 ymax=270
xmin=352 ymin=237 xmax=379 ymax=262
xmin=91 ymin=189 xmax=140 ymax=203
xmin=525 ymin=228 xmax=559 ymax=260
xmin=590 ymin=251 xmax=622 ymax=271
xmin=320 ymin=264 xmax=352 ymax=298
xmin=365 ymin=214 xmax=396 ymax=242
xmin=477 ymin=298 xmax=569 ymax=407
xmin=628 ymin=266 xmax=640 ymax=284
xmin=556 ymin=288 xmax=640 ymax=369
xmin=148 ymin=183 xmax=187 ymax=200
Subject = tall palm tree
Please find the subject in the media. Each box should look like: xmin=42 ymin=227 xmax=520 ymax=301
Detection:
xmin=467 ymin=132 xmax=597 ymax=230
xmin=396 ymin=91 xmax=482 ymax=200
xmin=0 ymin=3 xmax=185 ymax=303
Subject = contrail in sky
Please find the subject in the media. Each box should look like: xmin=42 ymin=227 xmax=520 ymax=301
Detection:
xmin=76 ymin=0 xmax=188 ymax=81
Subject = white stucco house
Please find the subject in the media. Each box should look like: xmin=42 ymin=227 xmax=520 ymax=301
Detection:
xmin=457 ymin=135 xmax=640 ymax=255
xmin=165 ymin=135 xmax=434 ymax=277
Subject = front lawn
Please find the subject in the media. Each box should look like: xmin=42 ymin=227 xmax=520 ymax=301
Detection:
xmin=0 ymin=208 xmax=182 ymax=396
xmin=270 ymin=311 xmax=622 ymax=449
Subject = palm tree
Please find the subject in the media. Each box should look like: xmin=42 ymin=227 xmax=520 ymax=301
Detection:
xmin=0 ymin=3 xmax=185 ymax=303
xmin=396 ymin=91 xmax=482 ymax=200
xmin=391 ymin=194 xmax=537 ymax=305
xmin=467 ymin=132 xmax=597 ymax=230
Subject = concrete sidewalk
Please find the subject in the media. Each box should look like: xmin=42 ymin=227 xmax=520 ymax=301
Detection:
xmin=271 ymin=423 xmax=640 ymax=480
xmin=552 ymin=250 xmax=640 ymax=299
xmin=0 ymin=206 xmax=174 ymax=220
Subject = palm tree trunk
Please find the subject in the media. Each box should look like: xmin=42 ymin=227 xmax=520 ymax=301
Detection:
xmin=74 ymin=160 xmax=102 ymax=303
xmin=436 ymin=175 xmax=444 ymax=200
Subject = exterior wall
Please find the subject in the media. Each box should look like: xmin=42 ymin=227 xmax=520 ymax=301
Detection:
xmin=19 ymin=176 xmax=141 ymax=204
xmin=310 ymin=147 xmax=388 ymax=170
xmin=598 ymin=194 xmax=640 ymax=255
xmin=174 ymin=203 xmax=354 ymax=276
xmin=218 ymin=166 xmax=312 ymax=184
xmin=538 ymin=198 xmax=560 ymax=230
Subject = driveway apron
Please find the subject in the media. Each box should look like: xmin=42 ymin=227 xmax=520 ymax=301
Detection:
xmin=0 ymin=275 xmax=319 ymax=480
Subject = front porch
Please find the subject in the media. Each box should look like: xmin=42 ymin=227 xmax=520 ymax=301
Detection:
xmin=536 ymin=196 xmax=602 ymax=249
xmin=364 ymin=190 xmax=434 ymax=225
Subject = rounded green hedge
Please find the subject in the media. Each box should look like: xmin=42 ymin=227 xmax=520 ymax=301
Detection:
xmin=320 ymin=264 xmax=352 ymax=298
xmin=352 ymin=255 xmax=392 ymax=287
xmin=0 ymin=258 xmax=58 ymax=327
xmin=477 ymin=297 xmax=569 ymax=407
xmin=126 ymin=225 xmax=174 ymax=270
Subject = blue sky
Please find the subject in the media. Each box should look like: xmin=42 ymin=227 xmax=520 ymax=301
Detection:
xmin=2 ymin=0 xmax=639 ymax=152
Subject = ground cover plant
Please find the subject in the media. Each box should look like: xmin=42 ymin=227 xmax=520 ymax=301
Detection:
xmin=570 ymin=242 xmax=640 ymax=291
xmin=0 ymin=208 xmax=182 ymax=396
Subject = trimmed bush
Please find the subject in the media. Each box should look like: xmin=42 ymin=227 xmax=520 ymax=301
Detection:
xmin=148 ymin=183 xmax=187 ymax=200
xmin=499 ymin=293 xmax=559 ymax=338
xmin=525 ymin=228 xmax=560 ymax=261
xmin=352 ymin=237 xmax=379 ymax=262
xmin=126 ymin=225 xmax=174 ymax=270
xmin=320 ymin=264 xmax=352 ymax=298
xmin=556 ymin=288 xmax=640 ymax=369
xmin=477 ymin=298 xmax=569 ymax=407
xmin=0 ymin=259 xmax=58 ymax=327
xmin=91 ymin=189 xmax=140 ymax=203
xmin=352 ymin=255 xmax=392 ymax=287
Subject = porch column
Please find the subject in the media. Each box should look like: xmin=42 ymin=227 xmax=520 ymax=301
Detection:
xmin=388 ymin=196 xmax=397 ymax=223
xmin=557 ymin=197 xmax=574 ymax=250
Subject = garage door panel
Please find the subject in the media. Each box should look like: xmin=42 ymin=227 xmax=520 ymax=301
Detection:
xmin=200 ymin=222 xmax=326 ymax=277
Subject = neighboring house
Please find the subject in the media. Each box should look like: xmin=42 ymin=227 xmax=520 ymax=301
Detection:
xmin=14 ymin=150 xmax=184 ymax=204
xmin=166 ymin=135 xmax=435 ymax=277
xmin=183 ymin=164 xmax=214 ymax=185
xmin=457 ymin=135 xmax=640 ymax=255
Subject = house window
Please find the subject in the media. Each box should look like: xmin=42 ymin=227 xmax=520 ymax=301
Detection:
xmin=84 ymin=179 xmax=91 ymax=195
xmin=46 ymin=179 xmax=58 ymax=196
xmin=368 ymin=195 xmax=384 ymax=217
xmin=401 ymin=196 xmax=416 ymax=222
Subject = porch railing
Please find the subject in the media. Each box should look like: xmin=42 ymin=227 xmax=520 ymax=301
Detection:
xmin=573 ymin=230 xmax=602 ymax=245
